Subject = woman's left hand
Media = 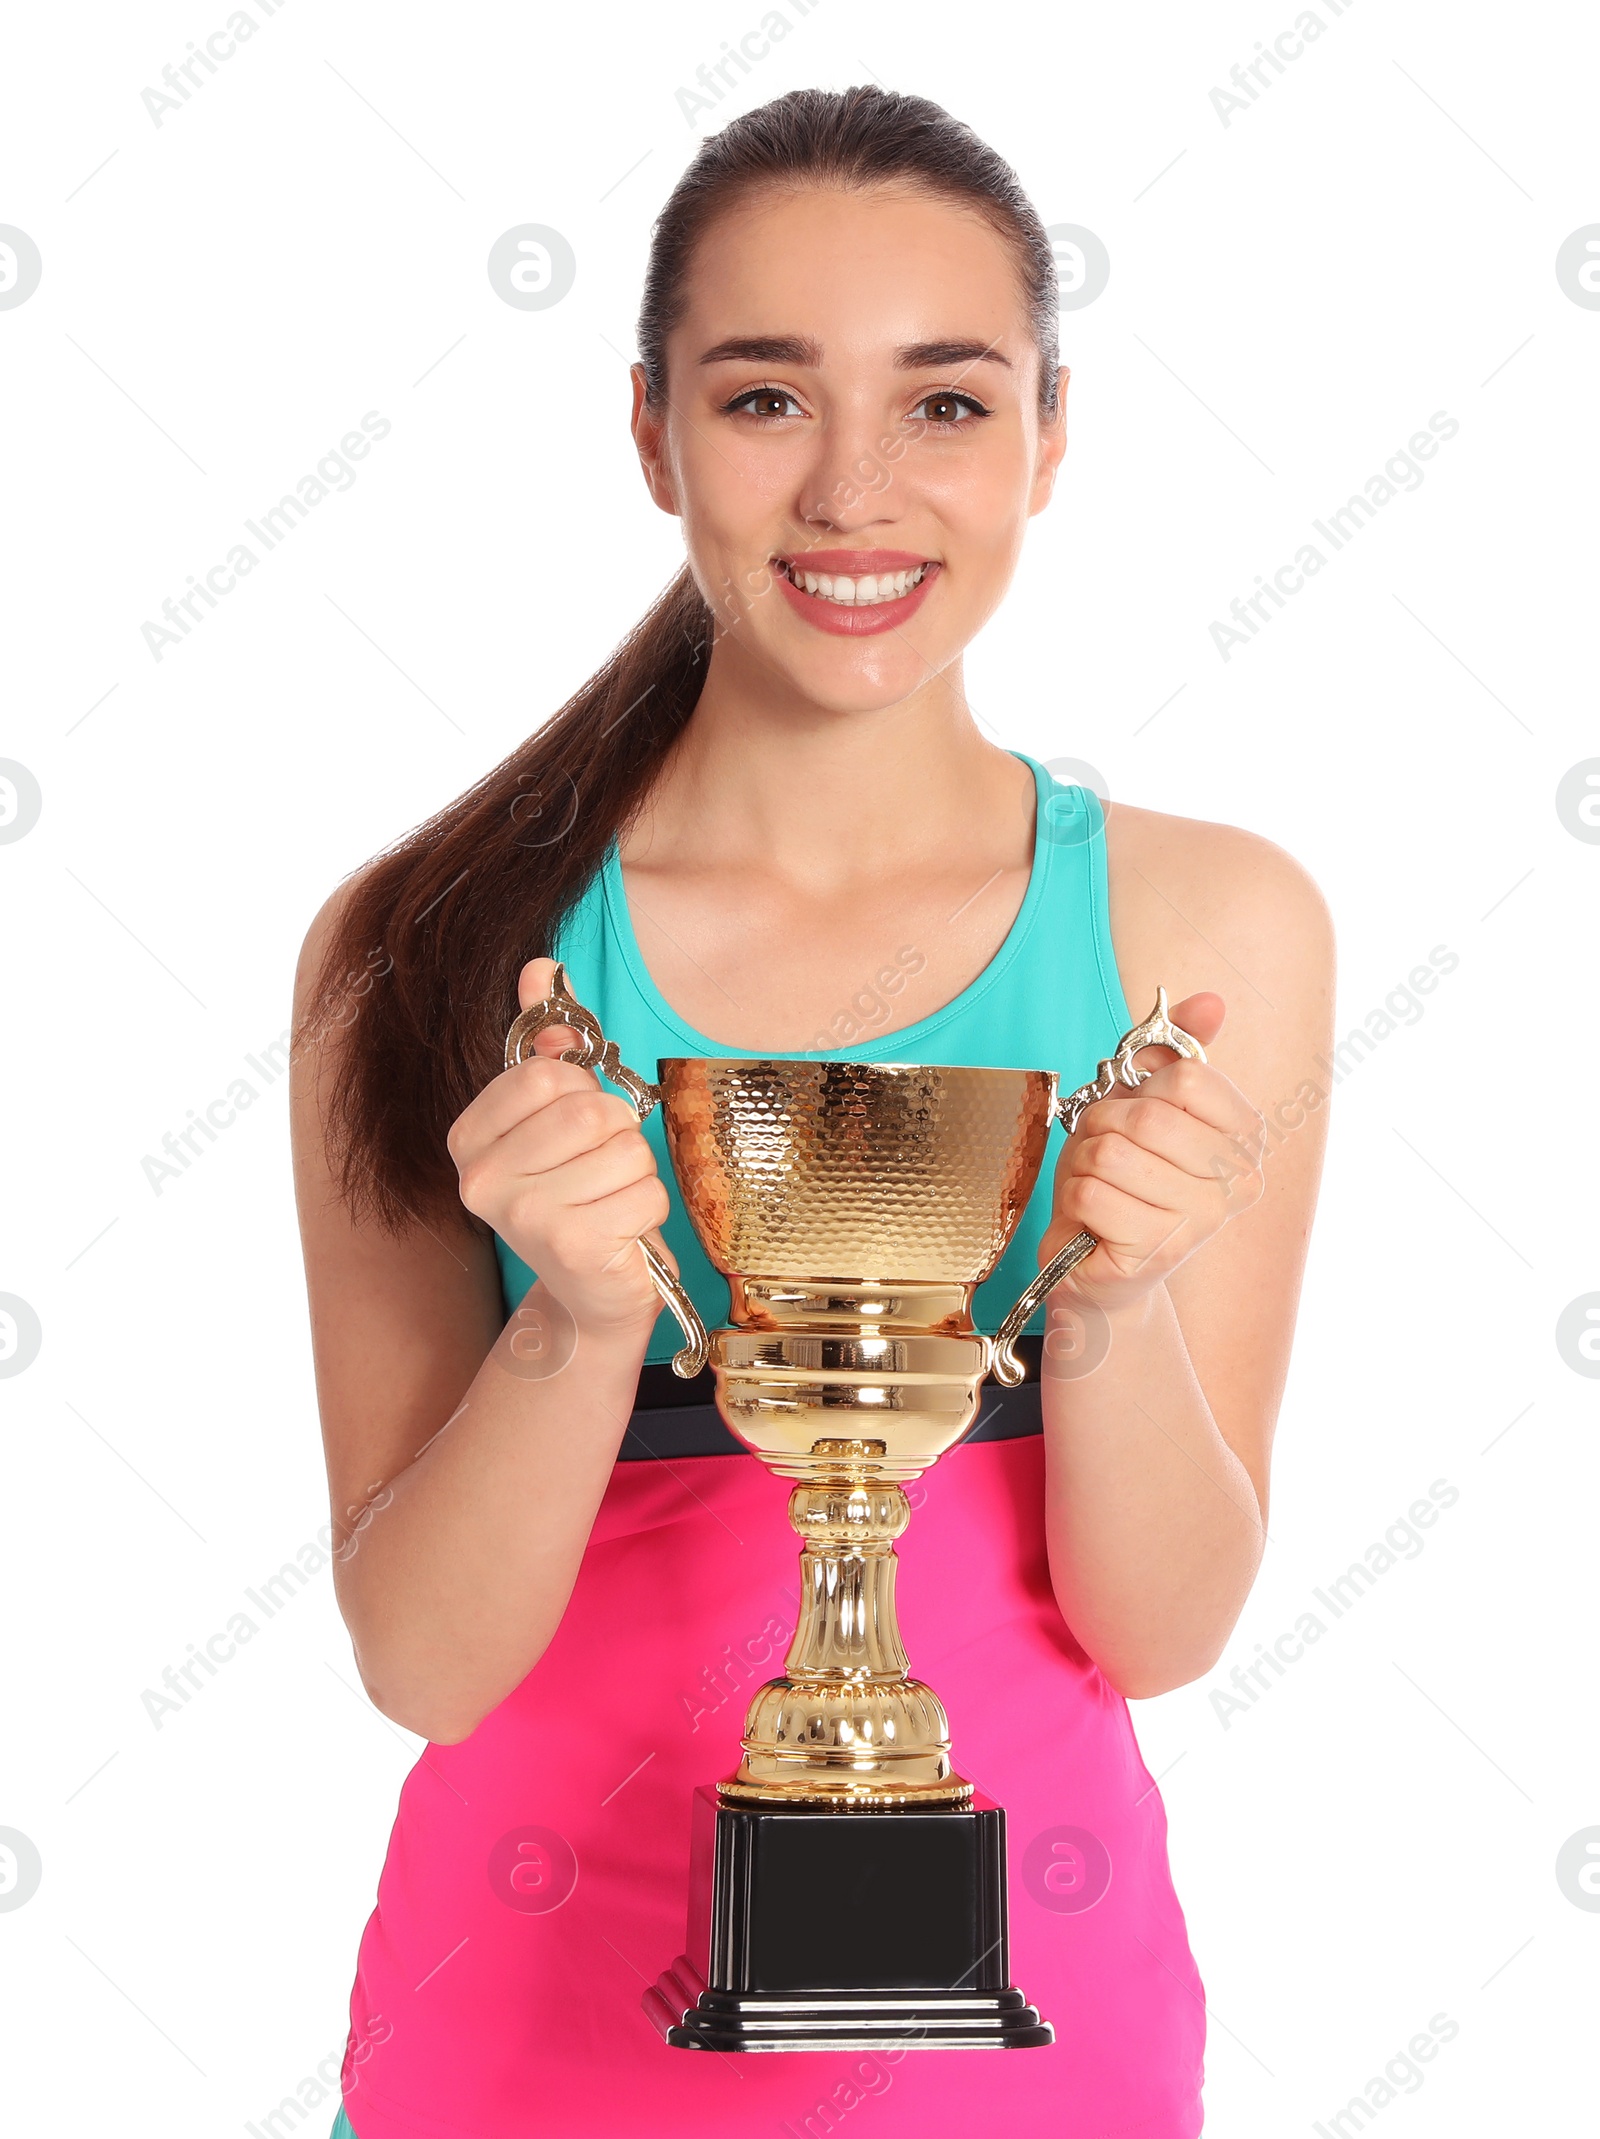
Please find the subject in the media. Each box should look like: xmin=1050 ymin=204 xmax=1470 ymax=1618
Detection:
xmin=1039 ymin=991 xmax=1267 ymax=1315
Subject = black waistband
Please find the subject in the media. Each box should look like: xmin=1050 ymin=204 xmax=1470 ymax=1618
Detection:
xmin=619 ymin=1333 xmax=1045 ymax=1461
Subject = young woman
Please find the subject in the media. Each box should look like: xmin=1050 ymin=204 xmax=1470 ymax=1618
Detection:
xmin=291 ymin=85 xmax=1332 ymax=2139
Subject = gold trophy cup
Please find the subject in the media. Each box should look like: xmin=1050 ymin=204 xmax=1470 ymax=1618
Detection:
xmin=504 ymin=966 xmax=1203 ymax=2050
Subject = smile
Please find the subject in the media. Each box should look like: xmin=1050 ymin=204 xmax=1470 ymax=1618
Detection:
xmin=770 ymin=550 xmax=941 ymax=637
xmin=777 ymin=559 xmax=929 ymax=606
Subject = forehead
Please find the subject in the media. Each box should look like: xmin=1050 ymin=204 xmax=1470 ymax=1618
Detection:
xmin=670 ymin=184 xmax=1035 ymax=367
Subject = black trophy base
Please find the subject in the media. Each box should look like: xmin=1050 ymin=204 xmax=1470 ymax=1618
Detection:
xmin=643 ymin=1785 xmax=1054 ymax=2053
xmin=645 ymin=1954 xmax=1055 ymax=2052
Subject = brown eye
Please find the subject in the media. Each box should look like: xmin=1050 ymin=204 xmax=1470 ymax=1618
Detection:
xmin=911 ymin=390 xmax=989 ymax=427
xmin=727 ymin=386 xmax=803 ymax=421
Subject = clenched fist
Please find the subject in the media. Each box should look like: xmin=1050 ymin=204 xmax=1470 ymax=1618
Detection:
xmin=1041 ymin=992 xmax=1266 ymax=1312
xmin=447 ymin=957 xmax=675 ymax=1336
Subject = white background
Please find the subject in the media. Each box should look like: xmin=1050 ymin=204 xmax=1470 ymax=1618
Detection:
xmin=2 ymin=2 xmax=1596 ymax=2133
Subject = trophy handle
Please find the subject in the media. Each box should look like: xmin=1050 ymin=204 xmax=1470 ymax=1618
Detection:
xmin=502 ymin=961 xmax=710 ymax=1379
xmin=989 ymin=988 xmax=1207 ymax=1389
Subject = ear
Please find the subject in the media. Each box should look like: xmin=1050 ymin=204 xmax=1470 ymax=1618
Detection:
xmin=630 ymin=363 xmax=681 ymax=518
xmin=1028 ymin=365 xmax=1070 ymax=516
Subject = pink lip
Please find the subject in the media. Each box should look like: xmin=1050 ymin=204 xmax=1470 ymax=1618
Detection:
xmin=784 ymin=548 xmax=933 ymax=573
xmin=772 ymin=553 xmax=941 ymax=638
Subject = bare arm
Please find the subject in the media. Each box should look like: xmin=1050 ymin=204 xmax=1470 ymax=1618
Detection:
xmin=1037 ymin=815 xmax=1335 ymax=1696
xmin=291 ymin=911 xmax=668 ymax=1744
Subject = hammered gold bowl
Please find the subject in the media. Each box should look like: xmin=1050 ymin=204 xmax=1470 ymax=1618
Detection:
xmin=657 ymin=1059 xmax=1056 ymax=1285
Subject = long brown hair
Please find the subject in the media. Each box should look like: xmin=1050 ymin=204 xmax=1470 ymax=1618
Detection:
xmin=298 ymin=84 xmax=1063 ymax=1233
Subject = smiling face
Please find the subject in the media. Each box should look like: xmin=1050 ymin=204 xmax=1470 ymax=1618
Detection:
xmin=631 ymin=183 xmax=1068 ymax=717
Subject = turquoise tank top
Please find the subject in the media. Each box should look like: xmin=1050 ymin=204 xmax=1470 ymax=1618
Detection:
xmin=493 ymin=754 xmax=1132 ymax=1363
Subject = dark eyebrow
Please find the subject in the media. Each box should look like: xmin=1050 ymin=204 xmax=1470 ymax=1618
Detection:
xmin=696 ymin=333 xmax=1011 ymax=371
xmin=895 ymin=339 xmax=1011 ymax=371
xmin=698 ymin=334 xmax=822 ymax=366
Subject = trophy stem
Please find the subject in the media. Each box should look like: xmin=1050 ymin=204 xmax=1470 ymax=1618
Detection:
xmin=721 ymin=1459 xmax=971 ymax=1806
xmin=788 ymin=1480 xmax=910 ymax=1684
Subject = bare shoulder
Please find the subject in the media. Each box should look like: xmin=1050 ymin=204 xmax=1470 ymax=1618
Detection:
xmin=293 ymin=860 xmax=378 ymax=1016
xmin=1104 ymin=799 xmax=1333 ymax=946
xmin=1102 ymin=799 xmax=1334 ymax=1030
xmin=288 ymin=856 xmax=397 ymax=1203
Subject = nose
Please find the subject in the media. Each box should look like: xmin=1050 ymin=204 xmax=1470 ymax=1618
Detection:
xmin=791 ymin=400 xmax=903 ymax=543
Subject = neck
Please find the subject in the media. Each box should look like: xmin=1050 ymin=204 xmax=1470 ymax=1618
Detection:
xmin=622 ymin=631 xmax=1033 ymax=887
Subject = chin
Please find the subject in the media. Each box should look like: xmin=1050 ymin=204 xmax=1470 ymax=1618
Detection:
xmin=750 ymin=633 xmax=956 ymax=718
xmin=701 ymin=561 xmax=978 ymax=714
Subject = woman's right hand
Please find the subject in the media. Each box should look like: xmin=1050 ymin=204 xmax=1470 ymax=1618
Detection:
xmin=447 ymin=956 xmax=672 ymax=1335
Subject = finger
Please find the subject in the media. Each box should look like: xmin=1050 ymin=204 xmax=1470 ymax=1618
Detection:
xmin=576 ymin=1178 xmax=678 ymax=1272
xmin=450 ymin=1054 xmax=608 ymax=1166
xmin=529 ymin=1023 xmax=584 ymax=1059
xmin=493 ymin=1085 xmax=646 ymax=1176
xmin=1078 ymin=1078 xmax=1263 ymax=1169
xmin=1073 ymin=1097 xmax=1248 ymax=1187
xmin=1069 ymin=1128 xmax=1205 ymax=1215
xmin=1093 ymin=1056 xmax=1260 ymax=1147
xmin=1121 ymin=990 xmax=1225 ymax=1079
xmin=517 ymin=1128 xmax=664 ymax=1213
xmin=603 ymin=1218 xmax=683 ymax=1282
xmin=516 ymin=956 xmax=561 ymax=1012
xmin=511 ymin=956 xmax=589 ymax=1061
xmin=1056 ymin=1172 xmax=1196 ymax=1266
xmin=1143 ymin=1057 xmax=1264 ymax=1153
xmin=1168 ymin=990 xmax=1224 ymax=1046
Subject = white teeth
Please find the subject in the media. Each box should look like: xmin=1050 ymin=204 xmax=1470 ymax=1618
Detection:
xmin=784 ymin=562 xmax=928 ymax=605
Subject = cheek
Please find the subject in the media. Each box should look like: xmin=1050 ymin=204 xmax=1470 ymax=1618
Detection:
xmin=673 ymin=458 xmax=800 ymax=620
xmin=920 ymin=447 xmax=1031 ymax=576
xmin=675 ymin=431 xmax=795 ymax=544
xmin=674 ymin=471 xmax=748 ymax=565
